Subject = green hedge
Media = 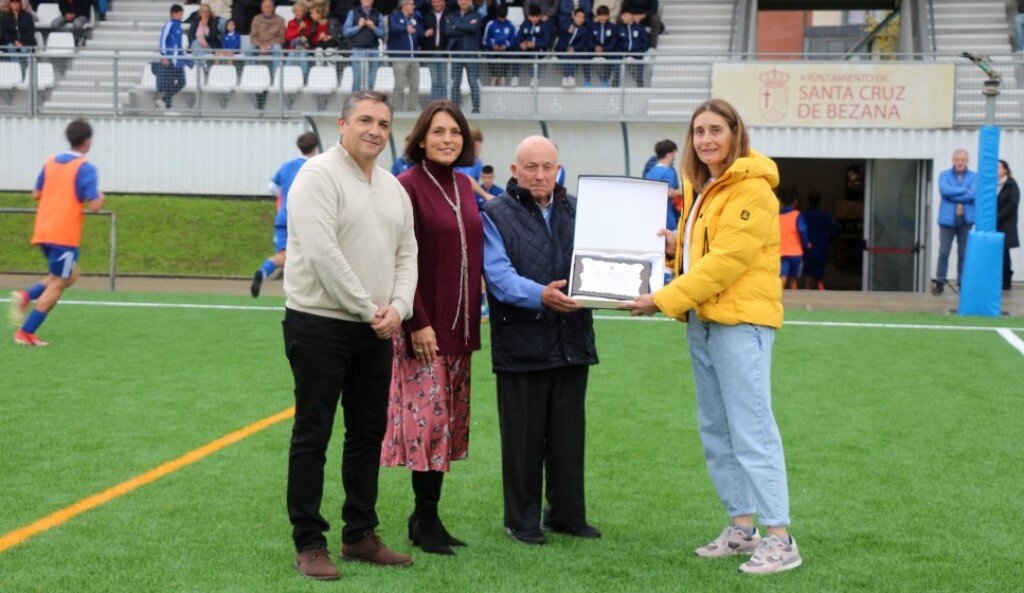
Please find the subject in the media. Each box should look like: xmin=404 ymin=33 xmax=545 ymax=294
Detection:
xmin=0 ymin=193 xmax=278 ymax=277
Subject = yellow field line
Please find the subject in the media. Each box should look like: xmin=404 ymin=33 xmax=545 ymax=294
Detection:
xmin=0 ymin=406 xmax=295 ymax=553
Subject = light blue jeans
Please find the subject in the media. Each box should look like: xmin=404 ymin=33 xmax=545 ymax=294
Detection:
xmin=935 ymin=215 xmax=972 ymax=285
xmin=351 ymin=48 xmax=380 ymax=91
xmin=687 ymin=315 xmax=790 ymax=527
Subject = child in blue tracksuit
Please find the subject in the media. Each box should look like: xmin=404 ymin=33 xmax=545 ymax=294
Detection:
xmin=483 ymin=4 xmax=518 ymax=83
xmin=615 ymin=9 xmax=650 ymax=87
xmin=590 ymin=5 xmax=616 ymax=86
xmin=218 ymin=19 xmax=241 ymax=62
xmin=514 ymin=5 xmax=552 ymax=86
xmin=554 ymin=8 xmax=591 ymax=86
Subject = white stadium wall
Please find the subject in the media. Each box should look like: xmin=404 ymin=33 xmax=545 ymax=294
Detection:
xmin=0 ymin=116 xmax=308 ymax=196
xmin=2 ymin=116 xmax=1022 ymax=283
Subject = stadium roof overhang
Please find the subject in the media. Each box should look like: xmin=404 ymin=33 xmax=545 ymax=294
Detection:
xmin=758 ymin=0 xmax=899 ymax=10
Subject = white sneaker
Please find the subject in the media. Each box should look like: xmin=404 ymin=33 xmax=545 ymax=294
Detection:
xmin=154 ymin=97 xmax=166 ymax=110
xmin=695 ymin=525 xmax=761 ymax=558
xmin=567 ymin=76 xmax=576 ymax=87
xmin=560 ymin=76 xmax=569 ymax=86
xmin=510 ymin=75 xmax=519 ymax=87
xmin=738 ymin=534 xmax=802 ymax=575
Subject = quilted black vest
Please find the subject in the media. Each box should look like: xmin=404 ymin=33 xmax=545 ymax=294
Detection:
xmin=482 ymin=181 xmax=598 ymax=373
xmin=349 ymin=7 xmax=381 ymax=48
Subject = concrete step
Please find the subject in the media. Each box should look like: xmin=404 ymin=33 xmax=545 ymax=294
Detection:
xmin=96 ymin=21 xmax=165 ymax=31
xmin=46 ymin=89 xmax=129 ymax=104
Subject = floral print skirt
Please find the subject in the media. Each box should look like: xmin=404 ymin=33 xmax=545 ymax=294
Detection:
xmin=380 ymin=329 xmax=472 ymax=472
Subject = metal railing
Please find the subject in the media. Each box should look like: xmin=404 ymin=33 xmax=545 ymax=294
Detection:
xmin=1 ymin=49 xmax=1023 ymax=126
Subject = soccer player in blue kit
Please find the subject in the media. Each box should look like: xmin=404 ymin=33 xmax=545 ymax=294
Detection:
xmin=250 ymin=132 xmax=319 ymax=297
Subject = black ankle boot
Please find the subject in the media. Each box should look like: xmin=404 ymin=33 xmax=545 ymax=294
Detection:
xmin=412 ymin=507 xmax=454 ymax=555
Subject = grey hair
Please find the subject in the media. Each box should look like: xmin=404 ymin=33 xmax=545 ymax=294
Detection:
xmin=341 ymin=90 xmax=393 ymax=122
xmin=398 ymin=0 xmax=413 ymax=6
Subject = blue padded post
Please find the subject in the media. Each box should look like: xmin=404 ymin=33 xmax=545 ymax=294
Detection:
xmin=975 ymin=126 xmax=999 ymax=233
xmin=958 ymin=232 xmax=1004 ymax=316
xmin=958 ymin=125 xmax=1003 ymax=316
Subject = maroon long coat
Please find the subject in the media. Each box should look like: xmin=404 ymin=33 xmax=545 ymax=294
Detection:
xmin=397 ymin=159 xmax=484 ymax=355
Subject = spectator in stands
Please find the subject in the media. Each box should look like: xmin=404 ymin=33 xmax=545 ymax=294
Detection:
xmin=156 ymin=4 xmax=192 ymax=110
xmin=248 ymin=0 xmax=285 ymax=72
xmin=387 ymin=0 xmax=422 ymax=112
xmin=1014 ymin=1 xmax=1024 ymax=53
xmin=592 ymin=0 xmax=618 ymax=23
xmin=800 ymin=191 xmax=836 ymax=290
xmin=557 ymin=0 xmax=590 ymax=32
xmin=621 ymin=0 xmax=660 ymax=48
xmin=285 ymin=2 xmax=315 ymax=78
xmin=217 ymin=18 xmax=240 ymax=62
xmin=644 ymin=139 xmax=682 ymax=229
xmin=1 ymin=0 xmax=36 ymax=55
xmin=480 ymin=164 xmax=503 ymax=200
xmin=344 ymin=0 xmax=385 ymax=90
xmin=422 ymin=0 xmax=449 ymax=100
xmin=778 ymin=191 xmax=807 ymax=290
xmin=483 ymin=4 xmax=515 ymax=85
xmin=444 ymin=0 xmax=481 ymax=113
xmin=309 ymin=3 xmax=341 ymax=60
xmin=0 ymin=0 xmax=35 ymax=18
xmin=590 ymin=4 xmax=615 ymax=87
xmin=554 ymin=8 xmax=590 ymax=87
xmin=933 ymin=149 xmax=976 ymax=295
xmin=187 ymin=3 xmax=222 ymax=72
xmin=207 ymin=0 xmax=232 ymax=33
xmin=251 ymin=131 xmax=320 ymax=298
xmin=614 ymin=8 xmax=648 ymax=87
xmin=514 ymin=5 xmax=550 ymax=87
xmin=522 ymin=0 xmax=556 ymax=24
xmin=232 ymin=0 xmax=260 ymax=35
xmin=53 ymin=0 xmax=91 ymax=47
xmin=997 ymin=160 xmax=1019 ymax=290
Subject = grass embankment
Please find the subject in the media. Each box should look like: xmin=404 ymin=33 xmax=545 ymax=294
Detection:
xmin=0 ymin=192 xmax=277 ymax=277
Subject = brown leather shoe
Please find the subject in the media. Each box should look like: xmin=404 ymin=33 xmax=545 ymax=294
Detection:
xmin=294 ymin=548 xmax=341 ymax=581
xmin=341 ymin=531 xmax=414 ymax=567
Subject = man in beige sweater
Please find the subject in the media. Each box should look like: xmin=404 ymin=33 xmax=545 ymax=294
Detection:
xmin=248 ymin=0 xmax=284 ymax=70
xmin=283 ymin=90 xmax=418 ymax=581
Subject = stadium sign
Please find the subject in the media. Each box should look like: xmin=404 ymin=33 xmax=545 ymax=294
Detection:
xmin=712 ymin=63 xmax=955 ymax=129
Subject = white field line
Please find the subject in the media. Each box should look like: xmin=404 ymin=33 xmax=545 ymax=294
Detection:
xmin=996 ymin=328 xmax=1024 ymax=358
xmin=2 ymin=298 xmax=1023 ymax=355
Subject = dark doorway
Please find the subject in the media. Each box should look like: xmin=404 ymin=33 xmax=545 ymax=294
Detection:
xmin=775 ymin=158 xmax=866 ymax=291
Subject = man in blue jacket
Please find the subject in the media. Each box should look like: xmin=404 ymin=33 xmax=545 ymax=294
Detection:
xmin=445 ymin=0 xmax=482 ymax=113
xmin=933 ymin=149 xmax=977 ymax=295
xmin=155 ymin=4 xmax=191 ymax=110
xmin=387 ymin=0 xmax=423 ymax=112
xmin=483 ymin=4 xmax=517 ymax=85
xmin=614 ymin=9 xmax=649 ymax=87
xmin=554 ymin=8 xmax=591 ymax=87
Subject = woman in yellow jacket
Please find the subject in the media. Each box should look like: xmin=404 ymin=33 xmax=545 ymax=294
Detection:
xmin=623 ymin=99 xmax=801 ymax=575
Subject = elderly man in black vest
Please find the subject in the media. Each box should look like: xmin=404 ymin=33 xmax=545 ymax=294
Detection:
xmin=481 ymin=136 xmax=602 ymax=545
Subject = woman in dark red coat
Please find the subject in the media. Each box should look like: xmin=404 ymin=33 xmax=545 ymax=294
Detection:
xmin=380 ymin=100 xmax=483 ymax=556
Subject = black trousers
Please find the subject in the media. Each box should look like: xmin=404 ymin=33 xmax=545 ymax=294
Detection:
xmin=496 ymin=365 xmax=589 ymax=532
xmin=283 ymin=308 xmax=393 ymax=551
xmin=1004 ymin=247 xmax=1014 ymax=288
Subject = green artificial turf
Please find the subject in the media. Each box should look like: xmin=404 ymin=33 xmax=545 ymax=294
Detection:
xmin=0 ymin=292 xmax=1021 ymax=592
xmin=0 ymin=192 xmax=276 ymax=277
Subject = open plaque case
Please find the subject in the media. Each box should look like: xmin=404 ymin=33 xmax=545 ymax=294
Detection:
xmin=568 ymin=176 xmax=669 ymax=309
